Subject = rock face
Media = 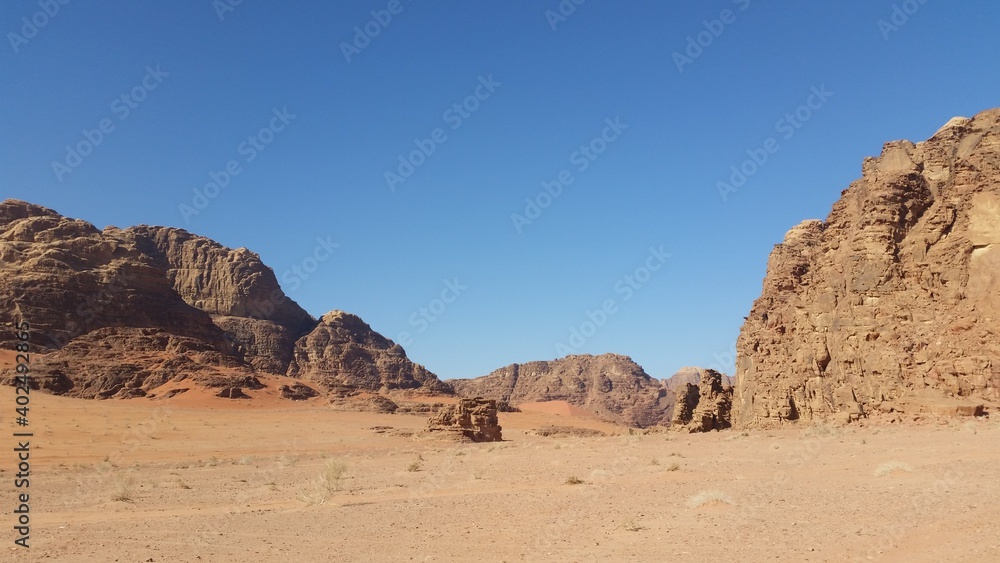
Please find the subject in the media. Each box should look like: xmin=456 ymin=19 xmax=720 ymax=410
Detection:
xmin=0 ymin=200 xmax=450 ymax=400
xmin=734 ymin=109 xmax=1000 ymax=427
xmin=123 ymin=226 xmax=317 ymax=373
xmin=427 ymin=398 xmax=502 ymax=442
xmin=0 ymin=201 xmax=230 ymax=353
xmin=288 ymin=311 xmax=452 ymax=394
xmin=451 ymin=354 xmax=672 ymax=427
xmin=670 ymin=369 xmax=732 ymax=432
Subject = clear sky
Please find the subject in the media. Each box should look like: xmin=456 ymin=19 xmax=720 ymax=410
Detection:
xmin=3 ymin=1 xmax=999 ymax=380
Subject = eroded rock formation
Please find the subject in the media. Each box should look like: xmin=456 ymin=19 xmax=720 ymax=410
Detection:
xmin=451 ymin=354 xmax=672 ymax=427
xmin=427 ymin=398 xmax=502 ymax=442
xmin=734 ymin=109 xmax=1000 ymax=427
xmin=670 ymin=369 xmax=732 ymax=432
xmin=288 ymin=311 xmax=451 ymax=394
xmin=123 ymin=226 xmax=317 ymax=373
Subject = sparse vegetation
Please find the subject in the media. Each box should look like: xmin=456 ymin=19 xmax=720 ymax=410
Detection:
xmin=686 ymin=490 xmax=734 ymax=508
xmin=177 ymin=479 xmax=191 ymax=490
xmin=297 ymin=460 xmax=348 ymax=505
xmin=111 ymin=477 xmax=135 ymax=502
xmin=407 ymin=461 xmax=422 ymax=472
xmin=621 ymin=519 xmax=644 ymax=532
xmin=874 ymin=461 xmax=913 ymax=477
xmin=565 ymin=476 xmax=584 ymax=485
xmin=665 ymin=461 xmax=680 ymax=472
xmin=321 ymin=459 xmax=347 ymax=492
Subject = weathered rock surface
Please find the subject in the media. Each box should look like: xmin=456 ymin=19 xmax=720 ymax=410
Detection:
xmin=734 ymin=109 xmax=1000 ymax=427
xmin=0 ymin=201 xmax=230 ymax=352
xmin=288 ymin=311 xmax=452 ymax=394
xmin=670 ymin=369 xmax=732 ymax=432
xmin=427 ymin=398 xmax=502 ymax=442
xmin=278 ymin=382 xmax=319 ymax=401
xmin=123 ymin=226 xmax=317 ymax=373
xmin=24 ymin=327 xmax=252 ymax=399
xmin=451 ymin=354 xmax=672 ymax=427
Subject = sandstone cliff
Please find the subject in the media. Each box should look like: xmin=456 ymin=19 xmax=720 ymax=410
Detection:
xmin=734 ymin=109 xmax=1000 ymax=427
xmin=451 ymin=354 xmax=672 ymax=427
xmin=123 ymin=225 xmax=316 ymax=373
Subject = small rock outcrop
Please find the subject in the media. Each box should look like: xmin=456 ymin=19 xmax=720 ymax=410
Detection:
xmin=278 ymin=383 xmax=319 ymax=401
xmin=427 ymin=398 xmax=502 ymax=442
xmin=450 ymin=354 xmax=671 ymax=427
xmin=734 ymin=109 xmax=1000 ymax=427
xmin=670 ymin=369 xmax=732 ymax=432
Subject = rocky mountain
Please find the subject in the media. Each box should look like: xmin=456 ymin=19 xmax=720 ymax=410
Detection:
xmin=451 ymin=353 xmax=674 ymax=427
xmin=734 ymin=109 xmax=1000 ymax=427
xmin=288 ymin=310 xmax=452 ymax=394
xmin=123 ymin=225 xmax=316 ymax=373
xmin=0 ymin=200 xmax=449 ymax=399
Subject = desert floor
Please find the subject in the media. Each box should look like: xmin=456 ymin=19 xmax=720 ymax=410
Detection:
xmin=2 ymin=372 xmax=999 ymax=562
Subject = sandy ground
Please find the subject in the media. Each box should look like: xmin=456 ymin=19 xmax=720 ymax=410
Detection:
xmin=2 ymin=357 xmax=999 ymax=562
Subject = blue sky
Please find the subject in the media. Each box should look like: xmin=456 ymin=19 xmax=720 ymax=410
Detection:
xmin=3 ymin=1 xmax=999 ymax=380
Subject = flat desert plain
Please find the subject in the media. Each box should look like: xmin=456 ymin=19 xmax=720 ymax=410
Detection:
xmin=3 ymin=362 xmax=999 ymax=561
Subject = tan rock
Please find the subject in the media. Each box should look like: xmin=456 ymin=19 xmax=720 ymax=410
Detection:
xmin=288 ymin=311 xmax=451 ymax=394
xmin=427 ymin=398 xmax=502 ymax=442
xmin=450 ymin=354 xmax=671 ymax=427
xmin=734 ymin=108 xmax=1000 ymax=427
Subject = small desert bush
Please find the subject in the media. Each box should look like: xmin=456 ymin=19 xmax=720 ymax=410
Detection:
xmin=297 ymin=460 xmax=348 ymax=505
xmin=873 ymin=461 xmax=912 ymax=477
xmin=321 ymin=459 xmax=347 ymax=492
xmin=665 ymin=461 xmax=681 ymax=472
xmin=111 ymin=477 xmax=135 ymax=502
xmin=685 ymin=490 xmax=734 ymax=508
xmin=565 ymin=476 xmax=584 ymax=485
xmin=621 ymin=519 xmax=644 ymax=532
xmin=407 ymin=461 xmax=422 ymax=472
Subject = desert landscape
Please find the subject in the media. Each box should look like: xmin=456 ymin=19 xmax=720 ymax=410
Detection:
xmin=2 ymin=109 xmax=1000 ymax=561
xmin=5 ymin=2 xmax=1000 ymax=561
